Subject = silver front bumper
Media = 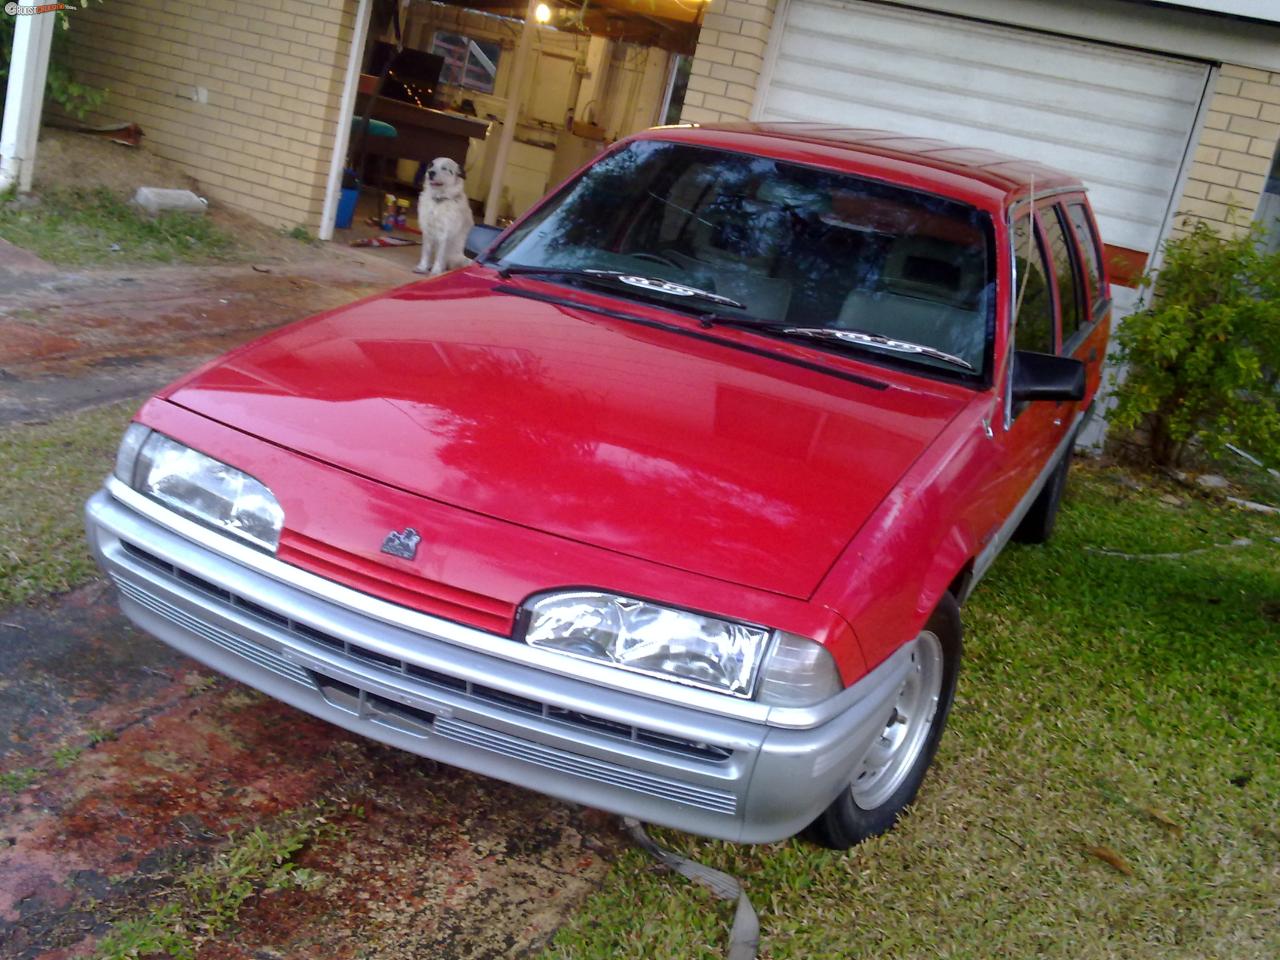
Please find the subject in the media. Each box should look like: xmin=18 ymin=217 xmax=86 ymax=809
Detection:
xmin=86 ymin=487 xmax=911 ymax=843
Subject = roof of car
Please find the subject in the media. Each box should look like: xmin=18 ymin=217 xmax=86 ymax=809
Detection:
xmin=632 ymin=123 xmax=1083 ymax=210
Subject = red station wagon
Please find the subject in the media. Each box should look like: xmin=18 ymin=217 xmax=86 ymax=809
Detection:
xmin=86 ymin=125 xmax=1110 ymax=848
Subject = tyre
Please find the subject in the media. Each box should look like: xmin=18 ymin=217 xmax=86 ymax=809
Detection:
xmin=804 ymin=594 xmax=962 ymax=850
xmin=1012 ymin=443 xmax=1073 ymax=545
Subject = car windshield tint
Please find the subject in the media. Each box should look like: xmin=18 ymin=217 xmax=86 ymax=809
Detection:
xmin=490 ymin=140 xmax=997 ymax=377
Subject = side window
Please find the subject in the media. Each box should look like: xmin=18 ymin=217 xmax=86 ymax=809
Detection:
xmin=1010 ymin=214 xmax=1055 ymax=355
xmin=1065 ymin=203 xmax=1105 ymax=310
xmin=1041 ymin=206 xmax=1084 ymax=347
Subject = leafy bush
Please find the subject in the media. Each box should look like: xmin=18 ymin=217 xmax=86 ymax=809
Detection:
xmin=1109 ymin=218 xmax=1280 ymax=468
xmin=1 ymin=6 xmax=106 ymax=121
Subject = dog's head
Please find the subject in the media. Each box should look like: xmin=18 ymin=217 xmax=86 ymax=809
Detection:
xmin=426 ymin=157 xmax=464 ymax=193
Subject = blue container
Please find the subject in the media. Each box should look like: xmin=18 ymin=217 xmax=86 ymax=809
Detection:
xmin=335 ymin=186 xmax=359 ymax=230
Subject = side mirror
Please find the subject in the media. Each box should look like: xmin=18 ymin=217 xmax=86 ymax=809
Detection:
xmin=1011 ymin=350 xmax=1085 ymax=403
xmin=464 ymin=223 xmax=502 ymax=260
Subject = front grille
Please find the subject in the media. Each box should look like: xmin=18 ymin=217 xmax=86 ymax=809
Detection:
xmin=276 ymin=530 xmax=515 ymax=635
xmin=118 ymin=540 xmax=733 ymax=764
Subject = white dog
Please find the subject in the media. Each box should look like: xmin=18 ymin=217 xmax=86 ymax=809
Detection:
xmin=415 ymin=157 xmax=473 ymax=276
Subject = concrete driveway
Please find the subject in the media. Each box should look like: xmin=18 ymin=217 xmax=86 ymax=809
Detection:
xmin=0 ymin=241 xmax=408 ymax=425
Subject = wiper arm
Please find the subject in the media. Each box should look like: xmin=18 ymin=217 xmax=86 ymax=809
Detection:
xmin=497 ymin=263 xmax=608 ymax=280
xmin=701 ymin=315 xmax=974 ymax=370
xmin=779 ymin=326 xmax=975 ymax=371
xmin=494 ymin=263 xmax=746 ymax=310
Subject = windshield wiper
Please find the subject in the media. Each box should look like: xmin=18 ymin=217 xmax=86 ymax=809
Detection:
xmin=780 ymin=327 xmax=975 ymax=371
xmin=494 ymin=263 xmax=746 ymax=311
xmin=700 ymin=316 xmax=974 ymax=371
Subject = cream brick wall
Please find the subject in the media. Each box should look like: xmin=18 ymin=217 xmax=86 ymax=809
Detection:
xmin=680 ymin=0 xmax=777 ymax=123
xmin=66 ymin=0 xmax=354 ymax=230
xmin=1171 ymin=64 xmax=1280 ymax=239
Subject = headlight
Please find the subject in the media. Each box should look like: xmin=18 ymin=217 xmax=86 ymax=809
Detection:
xmin=116 ymin=426 xmax=284 ymax=551
xmin=523 ymin=591 xmax=771 ymax=697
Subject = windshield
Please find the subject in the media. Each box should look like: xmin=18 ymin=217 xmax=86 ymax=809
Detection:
xmin=489 ymin=139 xmax=997 ymax=378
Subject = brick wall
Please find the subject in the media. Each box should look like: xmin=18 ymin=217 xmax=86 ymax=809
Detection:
xmin=1172 ymin=64 xmax=1280 ymax=239
xmin=679 ymin=0 xmax=777 ymax=123
xmin=66 ymin=0 xmax=355 ymax=230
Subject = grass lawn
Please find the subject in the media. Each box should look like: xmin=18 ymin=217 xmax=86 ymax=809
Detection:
xmin=0 ymin=188 xmax=234 ymax=266
xmin=546 ymin=462 xmax=1280 ymax=959
xmin=0 ymin=397 xmax=141 ymax=607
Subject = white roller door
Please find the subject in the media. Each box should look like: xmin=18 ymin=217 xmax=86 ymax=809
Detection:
xmin=755 ymin=0 xmax=1210 ymax=256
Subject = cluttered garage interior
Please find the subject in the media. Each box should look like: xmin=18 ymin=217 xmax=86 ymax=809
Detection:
xmin=341 ymin=0 xmax=700 ymax=236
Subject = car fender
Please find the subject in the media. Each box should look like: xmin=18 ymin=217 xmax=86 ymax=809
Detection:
xmin=811 ymin=398 xmax=994 ymax=674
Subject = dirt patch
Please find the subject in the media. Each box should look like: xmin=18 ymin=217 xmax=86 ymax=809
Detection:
xmin=34 ymin=129 xmax=199 ymax=197
xmin=0 ymin=584 xmax=620 ymax=960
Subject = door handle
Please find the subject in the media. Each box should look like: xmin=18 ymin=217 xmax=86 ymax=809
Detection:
xmin=1088 ymin=347 xmax=1099 ymax=363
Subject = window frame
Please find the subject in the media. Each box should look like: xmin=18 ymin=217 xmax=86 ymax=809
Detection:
xmin=431 ymin=30 xmax=501 ymax=95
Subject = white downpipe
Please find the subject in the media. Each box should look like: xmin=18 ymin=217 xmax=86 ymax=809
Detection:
xmin=0 ymin=11 xmax=56 ymax=193
xmin=483 ymin=0 xmax=540 ymax=226
xmin=318 ymin=0 xmax=374 ymax=241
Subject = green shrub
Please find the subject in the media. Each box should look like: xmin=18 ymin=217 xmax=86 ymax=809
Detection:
xmin=1 ymin=7 xmax=106 ymax=122
xmin=1109 ymin=218 xmax=1280 ymax=468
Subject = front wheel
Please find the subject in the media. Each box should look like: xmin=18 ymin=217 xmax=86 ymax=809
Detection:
xmin=804 ymin=594 xmax=962 ymax=850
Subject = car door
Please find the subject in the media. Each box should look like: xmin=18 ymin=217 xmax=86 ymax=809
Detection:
xmin=976 ymin=203 xmax=1073 ymax=559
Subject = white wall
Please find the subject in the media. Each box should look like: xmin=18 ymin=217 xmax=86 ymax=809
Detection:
xmin=1142 ymin=0 xmax=1280 ymax=23
xmin=873 ymin=0 xmax=1280 ymax=72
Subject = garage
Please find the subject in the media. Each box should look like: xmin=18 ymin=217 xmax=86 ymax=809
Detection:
xmin=753 ymin=0 xmax=1213 ymax=277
